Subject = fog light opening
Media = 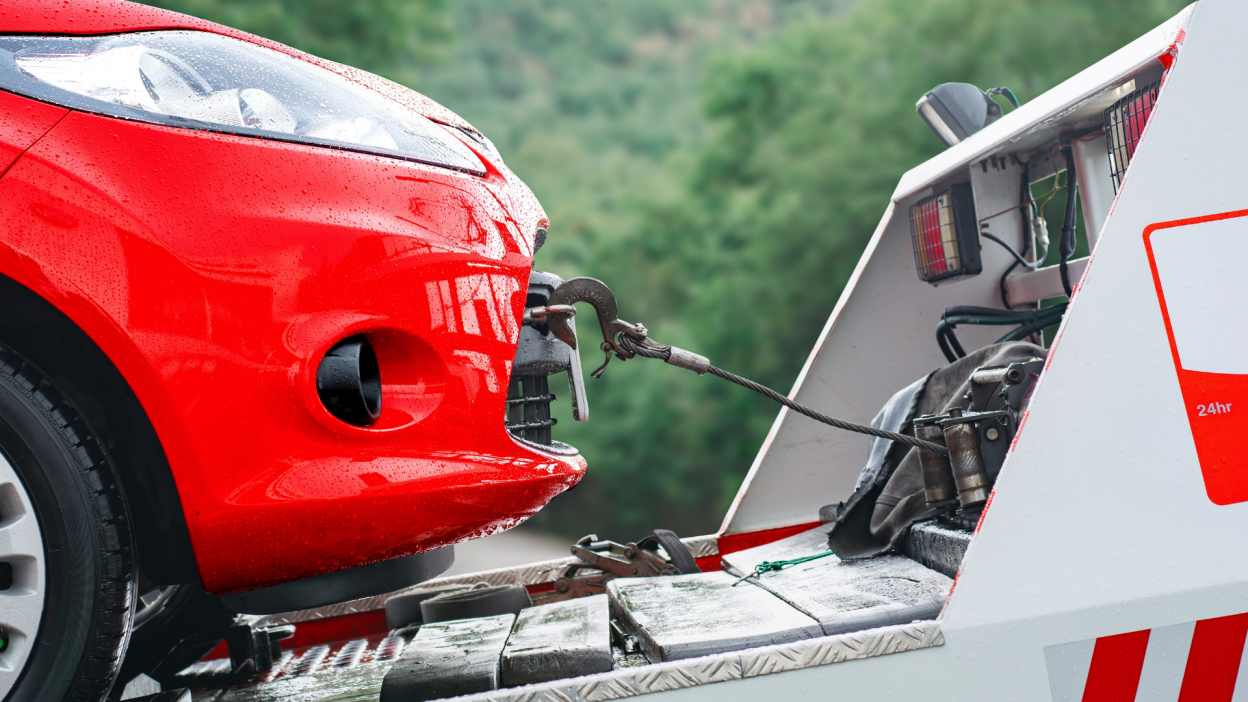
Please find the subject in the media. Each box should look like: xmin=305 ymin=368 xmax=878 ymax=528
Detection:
xmin=316 ymin=335 xmax=382 ymax=426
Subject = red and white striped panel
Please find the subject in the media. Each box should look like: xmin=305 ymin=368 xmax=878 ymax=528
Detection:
xmin=1045 ymin=612 xmax=1248 ymax=701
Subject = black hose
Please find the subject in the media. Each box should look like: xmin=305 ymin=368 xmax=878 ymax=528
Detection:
xmin=1059 ymin=147 xmax=1079 ymax=297
xmin=937 ymin=324 xmax=966 ymax=363
xmin=935 ymin=305 xmax=1066 ymax=362
xmin=996 ymin=312 xmax=1064 ymax=343
xmin=941 ymin=305 xmax=1046 ymax=318
xmin=998 ymin=163 xmax=1035 ymax=309
xmin=941 ymin=311 xmax=1064 ymax=326
xmin=999 ymin=259 xmax=1019 ymax=309
xmin=616 ymin=334 xmax=949 ymax=455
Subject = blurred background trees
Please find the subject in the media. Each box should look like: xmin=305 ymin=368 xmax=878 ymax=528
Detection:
xmin=144 ymin=0 xmax=1188 ymax=541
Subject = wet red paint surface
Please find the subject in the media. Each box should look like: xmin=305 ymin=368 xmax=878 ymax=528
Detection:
xmin=0 ymin=0 xmax=585 ymax=593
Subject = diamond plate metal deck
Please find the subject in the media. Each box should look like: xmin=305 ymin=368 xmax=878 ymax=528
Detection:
xmin=608 ymin=572 xmax=824 ymax=663
xmin=722 ymin=526 xmax=950 ymax=636
xmin=443 ymin=619 xmax=943 ymax=702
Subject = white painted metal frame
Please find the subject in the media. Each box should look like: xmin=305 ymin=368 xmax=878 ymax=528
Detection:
xmin=720 ymin=4 xmax=1193 ymax=537
xmin=626 ymin=2 xmax=1248 ymax=700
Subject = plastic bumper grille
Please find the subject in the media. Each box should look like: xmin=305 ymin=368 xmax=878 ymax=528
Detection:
xmin=507 ymin=375 xmax=556 ymax=445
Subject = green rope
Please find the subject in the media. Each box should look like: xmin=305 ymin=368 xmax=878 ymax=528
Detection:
xmin=732 ymin=550 xmax=837 ymax=586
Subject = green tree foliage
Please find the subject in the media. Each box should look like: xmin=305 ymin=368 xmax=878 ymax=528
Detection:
xmin=524 ymin=0 xmax=1188 ymax=540
xmin=141 ymin=0 xmax=1187 ymax=541
xmin=411 ymin=0 xmax=844 ymax=540
xmin=617 ymin=0 xmax=1189 ymax=382
xmin=417 ymin=0 xmax=840 ymax=287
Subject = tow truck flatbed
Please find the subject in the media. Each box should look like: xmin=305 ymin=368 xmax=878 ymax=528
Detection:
xmin=138 ymin=3 xmax=1248 ymax=700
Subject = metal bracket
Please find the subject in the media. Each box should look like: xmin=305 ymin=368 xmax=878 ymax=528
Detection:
xmin=538 ymin=534 xmax=689 ymax=604
xmin=152 ymin=622 xmax=295 ymax=685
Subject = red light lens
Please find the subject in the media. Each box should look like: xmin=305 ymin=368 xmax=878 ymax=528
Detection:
xmin=1105 ymin=79 xmax=1161 ymax=191
xmin=910 ymin=184 xmax=980 ymax=283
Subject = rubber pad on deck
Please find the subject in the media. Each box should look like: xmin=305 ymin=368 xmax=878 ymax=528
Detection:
xmin=380 ymin=614 xmax=515 ymax=702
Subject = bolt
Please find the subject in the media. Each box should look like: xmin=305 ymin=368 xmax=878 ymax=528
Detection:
xmin=985 ymin=427 xmax=1000 ymax=441
xmin=555 ymin=580 xmax=569 ymax=593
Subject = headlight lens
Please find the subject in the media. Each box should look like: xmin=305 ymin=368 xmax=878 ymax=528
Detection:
xmin=0 ymin=31 xmax=485 ymax=175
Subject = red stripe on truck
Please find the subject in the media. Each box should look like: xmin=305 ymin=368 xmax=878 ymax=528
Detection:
xmin=1177 ymin=612 xmax=1248 ymax=702
xmin=1081 ymin=629 xmax=1151 ymax=702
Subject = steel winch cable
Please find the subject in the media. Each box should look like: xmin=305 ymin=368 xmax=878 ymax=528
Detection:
xmin=615 ymin=334 xmax=949 ymax=456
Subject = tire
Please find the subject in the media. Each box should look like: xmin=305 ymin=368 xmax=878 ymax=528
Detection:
xmin=117 ymin=582 xmax=240 ymax=688
xmin=0 ymin=345 xmax=136 ymax=702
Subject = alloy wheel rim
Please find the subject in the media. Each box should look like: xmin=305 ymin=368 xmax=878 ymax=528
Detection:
xmin=0 ymin=452 xmax=44 ymax=697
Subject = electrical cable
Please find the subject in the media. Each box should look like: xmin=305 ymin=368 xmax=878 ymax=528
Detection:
xmin=1036 ymin=170 xmax=1064 ymax=222
xmin=976 ymin=176 xmax=1063 ymax=227
xmin=998 ymin=164 xmax=1033 ymax=309
xmin=615 ymin=334 xmax=949 ymax=456
xmin=987 ymin=87 xmax=1020 ymax=109
xmin=983 ymin=232 xmax=1041 ymax=270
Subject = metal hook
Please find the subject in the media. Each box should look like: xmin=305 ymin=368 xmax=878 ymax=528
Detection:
xmin=546 ymin=278 xmax=647 ymax=371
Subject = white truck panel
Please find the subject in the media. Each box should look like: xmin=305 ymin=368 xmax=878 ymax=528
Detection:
xmin=721 ymin=5 xmax=1193 ymax=538
xmin=699 ymin=0 xmax=1248 ymax=699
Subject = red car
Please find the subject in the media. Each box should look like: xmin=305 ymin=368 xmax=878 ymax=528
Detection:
xmin=0 ymin=1 xmax=588 ymax=698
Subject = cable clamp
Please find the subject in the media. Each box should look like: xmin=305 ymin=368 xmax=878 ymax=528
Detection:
xmin=666 ymin=347 xmax=710 ymax=375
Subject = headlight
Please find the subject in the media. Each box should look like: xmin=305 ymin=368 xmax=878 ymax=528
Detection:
xmin=0 ymin=31 xmax=485 ymax=175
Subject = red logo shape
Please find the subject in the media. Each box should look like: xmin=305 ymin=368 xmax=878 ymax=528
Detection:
xmin=1145 ymin=208 xmax=1248 ymax=505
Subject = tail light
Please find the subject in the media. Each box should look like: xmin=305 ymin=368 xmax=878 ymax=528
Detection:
xmin=909 ymin=183 xmax=981 ymax=283
xmin=1105 ymin=79 xmax=1160 ymax=192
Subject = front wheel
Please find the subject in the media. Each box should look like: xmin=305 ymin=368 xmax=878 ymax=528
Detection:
xmin=0 ymin=346 xmax=136 ymax=701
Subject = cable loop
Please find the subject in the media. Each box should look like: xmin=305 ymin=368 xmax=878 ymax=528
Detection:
xmin=617 ymin=334 xmax=671 ymax=361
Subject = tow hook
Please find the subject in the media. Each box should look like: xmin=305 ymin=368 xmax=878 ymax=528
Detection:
xmin=539 ymin=276 xmax=949 ymax=455
xmin=543 ymin=277 xmax=649 ymax=378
